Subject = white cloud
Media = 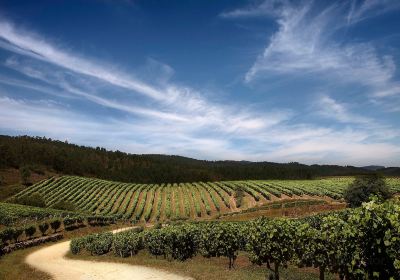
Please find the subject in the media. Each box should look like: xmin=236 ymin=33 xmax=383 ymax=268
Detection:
xmin=316 ymin=95 xmax=372 ymax=125
xmin=222 ymin=1 xmax=400 ymax=104
xmin=347 ymin=0 xmax=400 ymax=24
xmin=220 ymin=0 xmax=286 ymax=19
xmin=0 ymin=19 xmax=286 ymax=137
xmin=0 ymin=16 xmax=399 ymax=166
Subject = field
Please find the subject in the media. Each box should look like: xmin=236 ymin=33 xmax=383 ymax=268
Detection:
xmin=10 ymin=176 xmax=400 ymax=222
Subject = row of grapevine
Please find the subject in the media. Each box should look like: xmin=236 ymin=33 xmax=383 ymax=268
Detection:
xmin=14 ymin=176 xmax=400 ymax=223
xmin=71 ymin=200 xmax=400 ymax=279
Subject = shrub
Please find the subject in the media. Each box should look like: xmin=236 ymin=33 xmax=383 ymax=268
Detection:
xmin=0 ymin=228 xmax=15 ymax=245
xmin=15 ymin=192 xmax=46 ymax=208
xmin=39 ymin=223 xmax=49 ymax=236
xmin=247 ymin=218 xmax=298 ymax=279
xmin=85 ymin=232 xmax=113 ymax=255
xmin=50 ymin=219 xmax=62 ymax=233
xmin=344 ymin=174 xmax=392 ymax=207
xmin=114 ymin=230 xmax=143 ymax=257
xmin=20 ymin=166 xmax=31 ymax=185
xmin=24 ymin=225 xmax=36 ymax=239
xmin=51 ymin=201 xmax=76 ymax=211
xmin=63 ymin=217 xmax=79 ymax=230
xmin=234 ymin=186 xmax=244 ymax=208
xmin=13 ymin=228 xmax=24 ymax=242
xmin=198 ymin=223 xmax=245 ymax=268
xmin=70 ymin=237 xmax=86 ymax=255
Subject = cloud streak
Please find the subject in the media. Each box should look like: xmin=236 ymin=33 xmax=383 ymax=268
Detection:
xmin=222 ymin=1 xmax=400 ymax=103
xmin=0 ymin=13 xmax=399 ymax=166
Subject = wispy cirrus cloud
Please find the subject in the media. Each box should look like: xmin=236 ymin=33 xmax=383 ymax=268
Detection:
xmin=222 ymin=1 xmax=400 ymax=101
xmin=0 ymin=19 xmax=286 ymax=136
xmin=0 ymin=15 xmax=399 ymax=166
xmin=2 ymin=94 xmax=399 ymax=165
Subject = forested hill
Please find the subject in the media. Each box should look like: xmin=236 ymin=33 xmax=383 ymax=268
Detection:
xmin=0 ymin=135 xmax=379 ymax=184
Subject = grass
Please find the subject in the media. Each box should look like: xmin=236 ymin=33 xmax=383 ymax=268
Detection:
xmin=219 ymin=201 xmax=346 ymax=222
xmin=0 ymin=223 xmax=128 ymax=280
xmin=0 ymin=245 xmax=51 ymax=280
xmin=67 ymin=250 xmax=336 ymax=280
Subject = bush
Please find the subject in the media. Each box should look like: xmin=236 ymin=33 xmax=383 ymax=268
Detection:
xmin=234 ymin=187 xmax=244 ymax=208
xmin=70 ymin=237 xmax=86 ymax=255
xmin=63 ymin=217 xmax=77 ymax=230
xmin=0 ymin=228 xmax=15 ymax=245
xmin=39 ymin=223 xmax=49 ymax=236
xmin=198 ymin=223 xmax=245 ymax=268
xmin=50 ymin=219 xmax=62 ymax=233
xmin=114 ymin=230 xmax=143 ymax=257
xmin=85 ymin=232 xmax=113 ymax=255
xmin=15 ymin=192 xmax=46 ymax=208
xmin=20 ymin=166 xmax=31 ymax=185
xmin=344 ymin=174 xmax=392 ymax=207
xmin=13 ymin=228 xmax=24 ymax=242
xmin=51 ymin=201 xmax=76 ymax=211
xmin=24 ymin=225 xmax=36 ymax=239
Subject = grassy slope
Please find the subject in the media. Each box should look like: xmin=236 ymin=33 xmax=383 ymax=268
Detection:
xmin=0 ymin=168 xmax=58 ymax=201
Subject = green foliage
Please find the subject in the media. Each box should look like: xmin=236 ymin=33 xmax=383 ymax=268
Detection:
xmin=234 ymin=186 xmax=244 ymax=208
xmin=68 ymin=202 xmax=400 ymax=279
xmin=84 ymin=232 xmax=113 ymax=255
xmin=0 ymin=228 xmax=16 ymax=245
xmin=49 ymin=219 xmax=61 ymax=233
xmin=198 ymin=222 xmax=245 ymax=268
xmin=14 ymin=192 xmax=46 ymax=208
xmin=247 ymin=218 xmax=298 ymax=279
xmin=38 ymin=223 xmax=49 ymax=235
xmin=51 ymin=200 xmax=76 ymax=211
xmin=344 ymin=174 xmax=392 ymax=207
xmin=1 ymin=135 xmax=375 ymax=184
xmin=70 ymin=237 xmax=87 ymax=255
xmin=113 ymin=230 xmax=143 ymax=257
xmin=19 ymin=166 xmax=31 ymax=185
xmin=24 ymin=225 xmax=36 ymax=239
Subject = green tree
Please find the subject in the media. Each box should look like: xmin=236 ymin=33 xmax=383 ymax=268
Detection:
xmin=20 ymin=166 xmax=31 ymax=185
xmin=344 ymin=174 xmax=391 ymax=207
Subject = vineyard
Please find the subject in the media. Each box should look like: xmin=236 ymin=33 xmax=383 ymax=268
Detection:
xmin=71 ymin=200 xmax=400 ymax=279
xmin=12 ymin=176 xmax=400 ymax=222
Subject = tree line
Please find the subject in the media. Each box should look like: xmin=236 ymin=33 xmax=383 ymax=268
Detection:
xmin=0 ymin=135 xmax=379 ymax=184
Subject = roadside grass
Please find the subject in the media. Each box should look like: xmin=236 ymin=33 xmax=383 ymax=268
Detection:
xmin=0 ymin=223 xmax=128 ymax=280
xmin=67 ymin=250 xmax=337 ymax=280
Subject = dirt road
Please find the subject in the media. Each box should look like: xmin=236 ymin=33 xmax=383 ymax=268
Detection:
xmin=25 ymin=228 xmax=192 ymax=280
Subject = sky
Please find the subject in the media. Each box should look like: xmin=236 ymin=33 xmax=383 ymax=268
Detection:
xmin=0 ymin=0 xmax=399 ymax=166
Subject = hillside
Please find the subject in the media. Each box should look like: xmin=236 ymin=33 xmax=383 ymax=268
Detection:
xmin=11 ymin=176 xmax=400 ymax=223
xmin=0 ymin=135 xmax=374 ymax=184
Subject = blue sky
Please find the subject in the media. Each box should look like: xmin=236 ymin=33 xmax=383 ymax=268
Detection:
xmin=0 ymin=0 xmax=399 ymax=166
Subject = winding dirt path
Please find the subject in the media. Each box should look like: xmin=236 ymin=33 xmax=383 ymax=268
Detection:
xmin=25 ymin=228 xmax=192 ymax=280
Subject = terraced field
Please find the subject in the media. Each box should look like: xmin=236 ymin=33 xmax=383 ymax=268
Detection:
xmin=12 ymin=176 xmax=400 ymax=222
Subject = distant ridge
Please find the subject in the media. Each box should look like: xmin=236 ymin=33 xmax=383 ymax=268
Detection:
xmin=0 ymin=134 xmax=391 ymax=184
xmin=361 ymin=165 xmax=385 ymax=171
